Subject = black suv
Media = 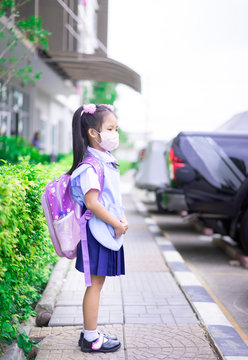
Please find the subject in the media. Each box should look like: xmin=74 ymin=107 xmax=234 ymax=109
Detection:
xmin=166 ymin=131 xmax=248 ymax=253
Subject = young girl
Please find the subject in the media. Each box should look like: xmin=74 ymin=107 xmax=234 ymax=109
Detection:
xmin=68 ymin=104 xmax=128 ymax=353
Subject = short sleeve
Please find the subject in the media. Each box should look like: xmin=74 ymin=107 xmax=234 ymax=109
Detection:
xmin=79 ymin=166 xmax=101 ymax=195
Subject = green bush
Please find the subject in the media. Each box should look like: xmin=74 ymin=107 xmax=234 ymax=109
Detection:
xmin=0 ymin=136 xmax=50 ymax=164
xmin=0 ymin=157 xmax=70 ymax=349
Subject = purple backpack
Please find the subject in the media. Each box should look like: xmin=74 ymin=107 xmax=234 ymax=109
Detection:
xmin=41 ymin=157 xmax=104 ymax=286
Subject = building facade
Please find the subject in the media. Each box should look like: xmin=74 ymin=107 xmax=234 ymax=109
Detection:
xmin=0 ymin=0 xmax=140 ymax=155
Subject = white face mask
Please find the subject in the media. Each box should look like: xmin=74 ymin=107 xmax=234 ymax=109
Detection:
xmin=95 ymin=130 xmax=119 ymax=151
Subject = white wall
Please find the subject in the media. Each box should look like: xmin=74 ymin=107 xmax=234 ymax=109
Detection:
xmin=35 ymin=89 xmax=73 ymax=155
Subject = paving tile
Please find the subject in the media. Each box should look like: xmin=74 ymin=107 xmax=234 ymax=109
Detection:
xmin=173 ymin=316 xmax=199 ymax=325
xmin=39 ymin=328 xmax=52 ymax=336
xmin=166 ymin=295 xmax=189 ymax=305
xmin=37 ymin=347 xmax=125 ymax=359
xmin=125 ymin=315 xmax=163 ymax=324
xmin=109 ymin=313 xmax=123 ymax=323
xmin=146 ymin=306 xmax=171 ymax=314
xmin=29 ymin=327 xmax=42 ymax=337
xmin=36 ymin=350 xmax=50 ymax=360
xmin=160 ymin=314 xmax=177 ymax=324
xmin=52 ymin=306 xmax=78 ymax=316
xmin=170 ymin=306 xmax=196 ymax=317
xmin=126 ymin=348 xmax=217 ymax=360
xmin=124 ymin=306 xmax=147 ymax=314
xmin=124 ymin=324 xmax=218 ymax=359
xmin=121 ymin=272 xmax=181 ymax=295
xmin=49 ymin=317 xmax=78 ymax=326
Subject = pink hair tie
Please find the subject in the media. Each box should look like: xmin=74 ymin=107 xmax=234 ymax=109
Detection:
xmin=100 ymin=104 xmax=114 ymax=111
xmin=83 ymin=104 xmax=96 ymax=114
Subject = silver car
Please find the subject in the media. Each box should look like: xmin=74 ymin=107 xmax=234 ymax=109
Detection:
xmin=135 ymin=140 xmax=169 ymax=210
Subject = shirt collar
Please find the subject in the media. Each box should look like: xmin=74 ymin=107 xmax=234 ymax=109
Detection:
xmin=87 ymin=146 xmax=117 ymax=163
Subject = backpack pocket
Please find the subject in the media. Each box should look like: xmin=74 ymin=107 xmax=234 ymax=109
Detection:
xmin=53 ymin=210 xmax=80 ymax=256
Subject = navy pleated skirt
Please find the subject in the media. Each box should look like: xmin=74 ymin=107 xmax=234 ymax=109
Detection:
xmin=75 ymin=207 xmax=125 ymax=277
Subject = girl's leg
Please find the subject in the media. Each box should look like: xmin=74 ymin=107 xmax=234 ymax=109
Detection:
xmin=83 ymin=274 xmax=105 ymax=330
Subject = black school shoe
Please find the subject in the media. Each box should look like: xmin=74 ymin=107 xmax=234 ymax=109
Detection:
xmin=78 ymin=331 xmax=117 ymax=347
xmin=80 ymin=334 xmax=121 ymax=353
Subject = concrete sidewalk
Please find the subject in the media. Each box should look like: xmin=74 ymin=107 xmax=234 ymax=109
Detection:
xmin=30 ymin=192 xmax=220 ymax=359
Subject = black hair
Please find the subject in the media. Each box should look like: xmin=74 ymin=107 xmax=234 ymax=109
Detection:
xmin=33 ymin=131 xmax=40 ymax=140
xmin=67 ymin=104 xmax=114 ymax=175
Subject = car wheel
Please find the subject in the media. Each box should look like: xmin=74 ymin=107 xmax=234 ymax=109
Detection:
xmin=240 ymin=208 xmax=248 ymax=255
xmin=155 ymin=190 xmax=167 ymax=213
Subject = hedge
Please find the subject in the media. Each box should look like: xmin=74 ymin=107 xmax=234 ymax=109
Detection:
xmin=0 ymin=155 xmax=72 ymax=350
xmin=0 ymin=136 xmax=51 ymax=164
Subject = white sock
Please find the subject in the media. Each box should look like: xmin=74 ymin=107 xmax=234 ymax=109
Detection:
xmin=83 ymin=328 xmax=99 ymax=342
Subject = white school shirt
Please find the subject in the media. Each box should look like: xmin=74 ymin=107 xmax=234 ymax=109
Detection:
xmin=79 ymin=146 xmax=117 ymax=195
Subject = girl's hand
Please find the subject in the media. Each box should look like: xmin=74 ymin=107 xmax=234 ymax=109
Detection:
xmin=120 ymin=218 xmax=129 ymax=232
xmin=114 ymin=222 xmax=126 ymax=239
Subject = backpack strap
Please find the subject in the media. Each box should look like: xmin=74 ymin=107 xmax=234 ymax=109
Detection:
xmin=79 ymin=209 xmax=93 ymax=287
xmin=81 ymin=156 xmax=104 ymax=198
xmin=77 ymin=156 xmax=104 ymax=287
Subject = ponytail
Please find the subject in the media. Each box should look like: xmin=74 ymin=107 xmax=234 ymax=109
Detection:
xmin=67 ymin=106 xmax=87 ymax=175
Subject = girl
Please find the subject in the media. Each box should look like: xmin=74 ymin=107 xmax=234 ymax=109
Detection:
xmin=68 ymin=104 xmax=128 ymax=353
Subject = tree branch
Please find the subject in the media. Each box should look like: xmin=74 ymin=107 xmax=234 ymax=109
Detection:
xmin=0 ymin=46 xmax=35 ymax=88
xmin=0 ymin=39 xmax=17 ymax=60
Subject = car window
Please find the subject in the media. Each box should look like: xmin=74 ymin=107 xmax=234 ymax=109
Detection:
xmin=213 ymin=136 xmax=248 ymax=173
xmin=183 ymin=136 xmax=245 ymax=191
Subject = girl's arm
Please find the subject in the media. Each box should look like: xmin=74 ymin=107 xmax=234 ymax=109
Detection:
xmin=85 ymin=189 xmax=126 ymax=239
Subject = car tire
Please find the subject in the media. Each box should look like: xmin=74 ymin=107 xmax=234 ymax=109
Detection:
xmin=240 ymin=208 xmax=248 ymax=255
xmin=155 ymin=190 xmax=167 ymax=213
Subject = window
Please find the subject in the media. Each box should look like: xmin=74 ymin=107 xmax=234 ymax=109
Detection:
xmin=0 ymin=83 xmax=30 ymax=137
xmin=0 ymin=111 xmax=10 ymax=136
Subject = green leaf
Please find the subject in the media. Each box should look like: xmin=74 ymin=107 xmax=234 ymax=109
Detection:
xmin=25 ymin=64 xmax=33 ymax=73
xmin=2 ymin=322 xmax=12 ymax=332
xmin=23 ymin=74 xmax=30 ymax=85
xmin=9 ymin=56 xmax=18 ymax=63
xmin=34 ymin=72 xmax=42 ymax=80
xmin=0 ymin=58 xmax=6 ymax=63
xmin=0 ymin=31 xmax=5 ymax=38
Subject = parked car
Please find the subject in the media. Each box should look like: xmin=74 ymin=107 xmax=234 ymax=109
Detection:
xmin=135 ymin=140 xmax=169 ymax=211
xmin=163 ymin=131 xmax=248 ymax=253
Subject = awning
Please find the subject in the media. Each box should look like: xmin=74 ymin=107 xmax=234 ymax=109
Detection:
xmin=38 ymin=51 xmax=141 ymax=93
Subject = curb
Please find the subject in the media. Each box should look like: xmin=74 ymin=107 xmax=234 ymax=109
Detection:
xmin=213 ymin=236 xmax=248 ymax=269
xmin=183 ymin=214 xmax=214 ymax=236
xmin=35 ymin=257 xmax=72 ymax=326
xmin=134 ymin=198 xmax=248 ymax=360
xmin=0 ymin=342 xmax=26 ymax=360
